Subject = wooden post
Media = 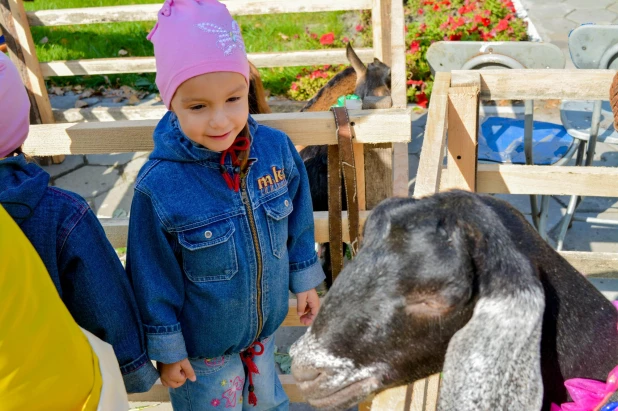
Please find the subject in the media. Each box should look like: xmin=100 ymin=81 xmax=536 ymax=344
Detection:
xmin=364 ymin=0 xmax=395 ymax=208
xmin=444 ymin=72 xmax=480 ymax=191
xmin=0 ymin=0 xmax=63 ymax=163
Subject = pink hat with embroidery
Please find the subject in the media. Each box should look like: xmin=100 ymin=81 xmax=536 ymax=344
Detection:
xmin=0 ymin=53 xmax=30 ymax=157
xmin=148 ymin=0 xmax=250 ymax=109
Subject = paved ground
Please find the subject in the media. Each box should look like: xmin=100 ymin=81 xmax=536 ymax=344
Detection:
xmin=41 ymin=2 xmax=618 ymax=409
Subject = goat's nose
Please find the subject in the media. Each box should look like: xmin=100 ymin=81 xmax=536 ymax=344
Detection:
xmin=291 ymin=362 xmax=321 ymax=382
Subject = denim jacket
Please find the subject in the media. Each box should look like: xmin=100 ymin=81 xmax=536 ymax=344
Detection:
xmin=0 ymin=155 xmax=159 ymax=393
xmin=126 ymin=113 xmax=325 ymax=364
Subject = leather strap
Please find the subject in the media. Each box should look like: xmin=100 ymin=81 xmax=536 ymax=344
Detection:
xmin=328 ymin=106 xmax=361 ymax=281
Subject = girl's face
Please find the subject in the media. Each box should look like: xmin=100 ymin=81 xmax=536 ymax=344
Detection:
xmin=171 ymin=72 xmax=249 ymax=152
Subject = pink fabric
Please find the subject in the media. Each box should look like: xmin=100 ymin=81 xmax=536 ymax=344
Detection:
xmin=0 ymin=53 xmax=30 ymax=157
xmin=552 ymin=302 xmax=618 ymax=410
xmin=147 ymin=0 xmax=250 ymax=108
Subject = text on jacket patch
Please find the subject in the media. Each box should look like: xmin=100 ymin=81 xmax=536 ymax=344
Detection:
xmin=257 ymin=167 xmax=286 ymax=191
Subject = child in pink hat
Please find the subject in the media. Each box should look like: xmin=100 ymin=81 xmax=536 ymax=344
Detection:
xmin=127 ymin=1 xmax=325 ymax=409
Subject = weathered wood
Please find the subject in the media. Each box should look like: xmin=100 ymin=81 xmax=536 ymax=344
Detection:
xmin=444 ymin=74 xmax=480 ymax=191
xmin=423 ymin=374 xmax=441 ymax=411
xmin=452 ymin=69 xmax=617 ymax=101
xmin=438 ymin=164 xmax=618 ymax=197
xmin=370 ymin=385 xmax=410 ymax=411
xmin=0 ymin=0 xmax=54 ymax=125
xmin=27 ymin=0 xmax=374 ymax=26
xmin=102 ymin=211 xmax=370 ymax=249
xmin=24 ymin=109 xmax=412 ymax=156
xmin=40 ymin=49 xmax=375 ymax=77
xmin=561 ymin=251 xmax=618 ymax=278
xmin=414 ymin=72 xmax=450 ymax=198
xmin=364 ymin=143 xmax=394 ymax=208
xmin=354 ymin=143 xmax=367 ymax=211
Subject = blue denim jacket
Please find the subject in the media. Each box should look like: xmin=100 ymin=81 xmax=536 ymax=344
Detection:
xmin=126 ymin=113 xmax=325 ymax=364
xmin=0 ymin=155 xmax=159 ymax=393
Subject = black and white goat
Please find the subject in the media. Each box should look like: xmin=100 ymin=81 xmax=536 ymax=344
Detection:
xmin=290 ymin=190 xmax=618 ymax=410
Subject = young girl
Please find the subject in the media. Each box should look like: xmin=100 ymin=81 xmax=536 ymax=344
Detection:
xmin=0 ymin=52 xmax=158 ymax=394
xmin=126 ymin=0 xmax=325 ymax=409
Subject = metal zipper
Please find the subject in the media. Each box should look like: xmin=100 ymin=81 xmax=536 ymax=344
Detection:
xmin=240 ymin=172 xmax=264 ymax=341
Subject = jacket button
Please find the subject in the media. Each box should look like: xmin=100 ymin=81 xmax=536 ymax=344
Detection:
xmin=204 ymin=231 xmax=212 ymax=238
xmin=284 ymin=200 xmax=290 ymax=207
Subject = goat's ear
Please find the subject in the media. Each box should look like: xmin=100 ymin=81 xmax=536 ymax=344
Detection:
xmin=347 ymin=43 xmax=367 ymax=76
xmin=438 ymin=224 xmax=546 ymax=410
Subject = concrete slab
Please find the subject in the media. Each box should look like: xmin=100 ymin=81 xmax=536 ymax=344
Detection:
xmin=611 ymin=3 xmax=618 ymax=14
xmin=53 ymin=165 xmax=123 ymax=201
xmin=87 ymin=152 xmax=144 ymax=167
xmin=41 ymin=154 xmax=85 ymax=179
xmin=122 ymin=154 xmax=150 ymax=182
xmin=93 ymin=181 xmax=134 ymax=218
xmin=563 ymin=0 xmax=615 ymax=9
xmin=566 ymin=9 xmax=618 ymax=24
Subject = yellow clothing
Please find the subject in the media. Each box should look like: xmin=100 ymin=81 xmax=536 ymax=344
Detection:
xmin=0 ymin=205 xmax=102 ymax=410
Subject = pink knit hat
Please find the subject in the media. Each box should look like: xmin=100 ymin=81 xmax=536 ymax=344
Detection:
xmin=0 ymin=53 xmax=30 ymax=158
xmin=148 ymin=0 xmax=250 ymax=109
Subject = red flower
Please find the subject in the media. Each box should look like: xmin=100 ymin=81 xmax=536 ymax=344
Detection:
xmin=468 ymin=24 xmax=479 ymax=33
xmin=416 ymin=92 xmax=428 ymax=108
xmin=291 ymin=83 xmax=298 ymax=91
xmin=433 ymin=4 xmax=440 ymax=11
xmin=409 ymin=41 xmax=421 ymax=53
xmin=418 ymin=8 xmax=424 ymax=15
xmin=323 ymin=65 xmax=331 ymax=70
xmin=495 ymin=18 xmax=509 ymax=32
xmin=448 ymin=33 xmax=462 ymax=41
xmin=310 ymin=33 xmax=318 ymax=39
xmin=342 ymin=36 xmax=350 ymax=43
xmin=407 ymin=79 xmax=424 ymax=87
xmin=474 ymin=14 xmax=491 ymax=27
xmin=355 ymin=24 xmax=364 ymax=32
xmin=319 ymin=32 xmax=335 ymax=45
xmin=419 ymin=23 xmax=427 ymax=32
xmin=404 ymin=25 xmax=409 ymax=32
xmin=479 ymin=29 xmax=494 ymax=41
xmin=484 ymin=9 xmax=491 ymax=16
xmin=422 ymin=0 xmax=434 ymax=4
xmin=441 ymin=0 xmax=451 ymax=6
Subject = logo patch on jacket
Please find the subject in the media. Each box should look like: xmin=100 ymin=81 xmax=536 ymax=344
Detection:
xmin=257 ymin=166 xmax=286 ymax=193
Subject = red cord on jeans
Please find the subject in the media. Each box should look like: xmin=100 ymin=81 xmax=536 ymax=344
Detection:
xmin=240 ymin=341 xmax=264 ymax=406
xmin=219 ymin=136 xmax=250 ymax=191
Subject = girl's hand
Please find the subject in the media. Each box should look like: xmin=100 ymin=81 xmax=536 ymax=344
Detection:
xmin=296 ymin=288 xmax=320 ymax=326
xmin=157 ymin=359 xmax=197 ymax=388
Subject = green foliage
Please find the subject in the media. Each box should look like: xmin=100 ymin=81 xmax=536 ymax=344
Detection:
xmin=287 ymin=65 xmax=346 ymax=102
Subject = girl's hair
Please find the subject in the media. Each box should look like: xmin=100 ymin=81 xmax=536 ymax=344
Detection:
xmin=238 ymin=123 xmax=250 ymax=171
xmin=248 ymin=62 xmax=271 ymax=115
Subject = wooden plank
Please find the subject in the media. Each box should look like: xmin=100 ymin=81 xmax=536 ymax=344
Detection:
xmin=0 ymin=0 xmax=54 ymax=124
xmin=364 ymin=143 xmax=394 ymax=209
xmin=24 ymin=109 xmax=412 ymax=156
xmin=561 ymin=251 xmax=618 ymax=278
xmin=370 ymin=385 xmax=411 ymax=411
xmin=423 ymin=374 xmax=441 ymax=411
xmin=409 ymin=378 xmax=427 ymax=411
xmin=388 ymin=0 xmax=407 ymax=108
xmin=444 ymin=74 xmax=480 ymax=191
xmin=354 ymin=143 xmax=367 ymax=211
xmin=456 ymin=69 xmax=618 ymax=101
xmin=439 ymin=164 xmax=618 ymax=197
xmin=40 ymin=49 xmax=375 ymax=77
xmin=414 ymin=72 xmax=450 ymax=198
xmin=102 ymin=211 xmax=371 ymax=249
xmin=27 ymin=0 xmax=374 ymax=26
xmin=392 ymin=142 xmax=409 ymax=197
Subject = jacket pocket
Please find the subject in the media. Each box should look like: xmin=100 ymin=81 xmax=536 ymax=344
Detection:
xmin=263 ymin=193 xmax=293 ymax=259
xmin=178 ymin=219 xmax=238 ymax=282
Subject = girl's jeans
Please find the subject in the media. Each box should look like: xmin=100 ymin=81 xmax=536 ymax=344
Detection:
xmin=169 ymin=336 xmax=289 ymax=410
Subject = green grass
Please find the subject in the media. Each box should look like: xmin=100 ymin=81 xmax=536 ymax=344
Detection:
xmin=23 ymin=1 xmax=354 ymax=95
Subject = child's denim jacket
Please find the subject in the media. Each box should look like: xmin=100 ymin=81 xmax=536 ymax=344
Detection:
xmin=0 ymin=155 xmax=159 ymax=393
xmin=126 ymin=113 xmax=325 ymax=363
